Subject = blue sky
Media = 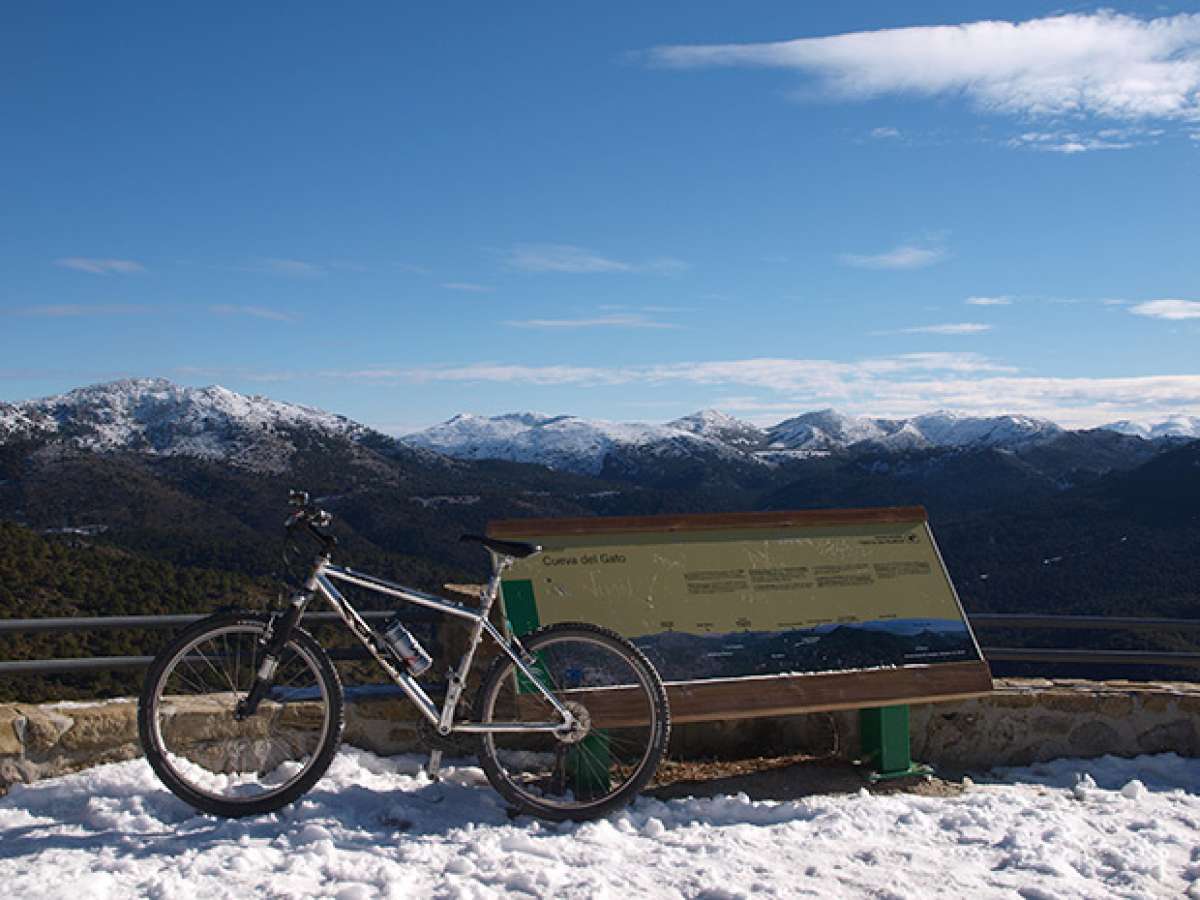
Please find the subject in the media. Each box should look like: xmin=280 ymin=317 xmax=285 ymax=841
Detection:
xmin=3 ymin=2 xmax=1199 ymax=432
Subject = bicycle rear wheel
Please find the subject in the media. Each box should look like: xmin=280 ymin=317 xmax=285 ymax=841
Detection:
xmin=474 ymin=622 xmax=670 ymax=821
xmin=138 ymin=612 xmax=344 ymax=817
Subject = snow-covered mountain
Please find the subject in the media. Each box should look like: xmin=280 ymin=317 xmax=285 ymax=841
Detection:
xmin=667 ymin=409 xmax=768 ymax=449
xmin=4 ymin=378 xmax=1191 ymax=482
xmin=404 ymin=407 xmax=1077 ymax=474
xmin=765 ymin=409 xmax=1063 ymax=452
xmin=1101 ymin=416 xmax=1200 ymax=440
xmin=765 ymin=410 xmax=895 ymax=450
xmin=0 ymin=378 xmax=389 ymax=473
xmin=405 ymin=410 xmax=750 ymax=476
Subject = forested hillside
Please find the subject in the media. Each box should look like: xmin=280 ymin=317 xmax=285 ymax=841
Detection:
xmin=2 ymin=380 xmax=1199 ymax=698
xmin=0 ymin=522 xmax=272 ymax=700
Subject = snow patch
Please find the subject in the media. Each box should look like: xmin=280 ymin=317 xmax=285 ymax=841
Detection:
xmin=2 ymin=750 xmax=1199 ymax=898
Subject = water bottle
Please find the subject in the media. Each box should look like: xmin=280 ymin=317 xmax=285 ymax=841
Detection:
xmin=381 ymin=617 xmax=432 ymax=677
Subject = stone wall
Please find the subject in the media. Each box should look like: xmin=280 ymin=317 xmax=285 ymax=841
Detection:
xmin=907 ymin=678 xmax=1200 ymax=770
xmin=3 ymin=677 xmax=1199 ymax=792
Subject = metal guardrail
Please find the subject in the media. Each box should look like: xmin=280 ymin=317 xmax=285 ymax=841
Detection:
xmin=0 ymin=610 xmax=429 ymax=675
xmin=969 ymin=614 xmax=1200 ymax=669
xmin=1 ymin=611 xmax=1199 ymax=676
xmin=968 ymin=613 xmax=1200 ymax=633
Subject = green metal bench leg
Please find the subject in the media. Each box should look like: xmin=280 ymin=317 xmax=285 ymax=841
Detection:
xmin=859 ymin=705 xmax=934 ymax=782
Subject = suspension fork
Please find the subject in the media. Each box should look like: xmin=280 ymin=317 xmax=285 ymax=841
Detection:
xmin=235 ymin=564 xmax=321 ymax=719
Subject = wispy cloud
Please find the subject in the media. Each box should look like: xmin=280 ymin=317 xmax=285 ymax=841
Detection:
xmin=441 ymin=282 xmax=493 ymax=292
xmin=256 ymin=258 xmax=323 ymax=277
xmin=712 ymin=374 xmax=1200 ymax=427
xmin=226 ymin=351 xmax=1200 ymax=426
xmin=1130 ymin=299 xmax=1200 ymax=320
xmin=506 ymin=313 xmax=681 ymax=330
xmin=896 ymin=323 xmax=992 ymax=335
xmin=839 ymin=243 xmax=946 ymax=270
xmin=393 ymin=262 xmax=432 ymax=275
xmin=209 ymin=304 xmax=296 ymax=322
xmin=54 ymin=258 xmax=144 ymax=275
xmin=174 ymin=366 xmax=301 ymax=383
xmin=598 ymin=304 xmax=696 ymax=313
xmin=1006 ymin=129 xmax=1158 ymax=153
xmin=321 ymin=351 xmax=1009 ymax=392
xmin=966 ymin=296 xmax=1011 ymax=306
xmin=869 ymin=126 xmax=901 ymax=139
xmin=505 ymin=243 xmax=687 ymax=275
xmin=644 ymin=12 xmax=1200 ymax=124
xmin=7 ymin=304 xmax=152 ymax=317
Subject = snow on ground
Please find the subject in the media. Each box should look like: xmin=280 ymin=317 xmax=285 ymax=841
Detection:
xmin=2 ymin=750 xmax=1199 ymax=899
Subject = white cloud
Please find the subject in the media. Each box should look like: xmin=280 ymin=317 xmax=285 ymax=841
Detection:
xmin=322 ymin=352 xmax=1009 ymax=393
xmin=54 ymin=258 xmax=144 ymax=275
xmin=897 ymin=323 xmax=992 ymax=335
xmin=646 ymin=12 xmax=1200 ymax=123
xmin=174 ymin=365 xmax=299 ymax=383
xmin=866 ymin=374 xmax=1200 ymax=426
xmin=966 ymin=296 xmax=1011 ymax=306
xmin=721 ymin=374 xmax=1200 ymax=427
xmin=506 ymin=244 xmax=688 ymax=274
xmin=324 ymin=364 xmax=626 ymax=387
xmin=506 ymin=313 xmax=681 ymax=330
xmin=441 ymin=282 xmax=493 ymax=292
xmin=870 ymin=126 xmax=901 ymax=139
xmin=8 ymin=304 xmax=151 ymax=317
xmin=258 ymin=258 xmax=322 ymax=277
xmin=1007 ymin=130 xmax=1141 ymax=153
xmin=249 ymin=351 xmax=1200 ymax=426
xmin=209 ymin=304 xmax=296 ymax=322
xmin=839 ymin=244 xmax=946 ymax=269
xmin=1130 ymin=298 xmax=1200 ymax=320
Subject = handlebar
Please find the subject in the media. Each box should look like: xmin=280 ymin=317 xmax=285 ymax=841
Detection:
xmin=286 ymin=490 xmax=337 ymax=552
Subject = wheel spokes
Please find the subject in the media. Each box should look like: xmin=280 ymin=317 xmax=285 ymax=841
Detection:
xmin=484 ymin=635 xmax=660 ymax=812
xmin=151 ymin=625 xmax=331 ymax=802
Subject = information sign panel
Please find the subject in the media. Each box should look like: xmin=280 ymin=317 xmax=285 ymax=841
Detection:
xmin=489 ymin=507 xmax=992 ymax=723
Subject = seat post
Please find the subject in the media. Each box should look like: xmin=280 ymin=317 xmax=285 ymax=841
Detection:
xmin=480 ymin=550 xmax=512 ymax=617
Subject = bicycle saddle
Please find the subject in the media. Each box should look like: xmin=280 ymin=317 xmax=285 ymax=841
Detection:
xmin=460 ymin=534 xmax=541 ymax=559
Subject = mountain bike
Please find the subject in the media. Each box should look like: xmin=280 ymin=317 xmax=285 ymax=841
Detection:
xmin=137 ymin=491 xmax=670 ymax=821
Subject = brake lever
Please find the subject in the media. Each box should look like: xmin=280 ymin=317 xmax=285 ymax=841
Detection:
xmin=307 ymin=520 xmax=338 ymax=549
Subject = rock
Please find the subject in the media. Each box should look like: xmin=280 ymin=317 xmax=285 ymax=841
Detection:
xmin=0 ymin=707 xmax=23 ymax=757
xmin=1137 ymin=718 xmax=1199 ymax=755
xmin=1067 ymin=720 xmax=1120 ymax=756
xmin=54 ymin=701 xmax=138 ymax=753
xmin=15 ymin=707 xmax=73 ymax=755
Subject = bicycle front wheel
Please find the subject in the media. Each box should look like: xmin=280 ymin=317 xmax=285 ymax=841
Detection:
xmin=474 ymin=622 xmax=670 ymax=821
xmin=137 ymin=613 xmax=344 ymax=818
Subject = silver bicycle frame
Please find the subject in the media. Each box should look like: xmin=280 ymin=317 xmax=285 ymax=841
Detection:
xmin=299 ymin=552 xmax=575 ymax=737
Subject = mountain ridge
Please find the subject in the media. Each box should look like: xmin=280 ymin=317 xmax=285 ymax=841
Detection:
xmin=2 ymin=378 xmax=1195 ymax=480
xmin=403 ymin=405 xmax=1164 ymax=474
xmin=0 ymin=377 xmax=430 ymax=474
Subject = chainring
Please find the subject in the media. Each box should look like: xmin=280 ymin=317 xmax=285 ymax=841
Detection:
xmin=414 ymin=708 xmax=481 ymax=755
